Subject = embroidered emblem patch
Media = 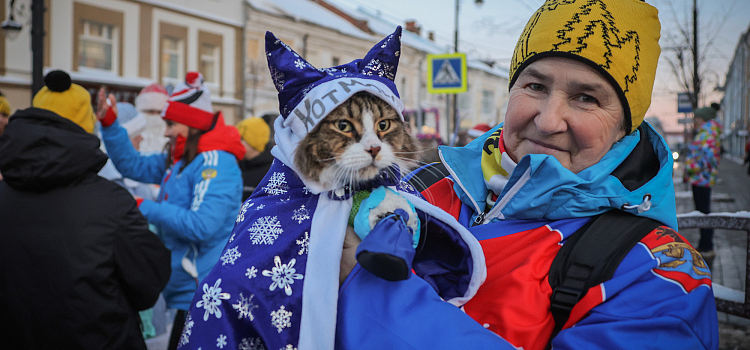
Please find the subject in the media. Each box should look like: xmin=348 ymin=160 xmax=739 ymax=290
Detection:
xmin=202 ymin=168 xmax=217 ymax=180
xmin=641 ymin=227 xmax=711 ymax=293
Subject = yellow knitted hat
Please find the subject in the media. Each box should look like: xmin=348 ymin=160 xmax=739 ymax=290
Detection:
xmin=0 ymin=95 xmax=10 ymax=116
xmin=237 ymin=117 xmax=271 ymax=152
xmin=32 ymin=70 xmax=95 ymax=133
xmin=509 ymin=0 xmax=661 ymax=133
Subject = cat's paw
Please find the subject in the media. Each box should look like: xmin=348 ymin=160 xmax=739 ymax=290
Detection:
xmin=352 ymin=186 xmax=420 ymax=246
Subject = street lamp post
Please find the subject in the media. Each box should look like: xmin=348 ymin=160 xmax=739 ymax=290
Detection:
xmin=449 ymin=0 xmax=483 ymax=146
xmin=2 ymin=0 xmax=45 ymax=102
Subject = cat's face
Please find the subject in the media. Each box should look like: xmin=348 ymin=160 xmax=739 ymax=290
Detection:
xmin=295 ymin=92 xmax=419 ymax=189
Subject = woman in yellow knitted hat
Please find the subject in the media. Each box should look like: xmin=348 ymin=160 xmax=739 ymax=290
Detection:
xmin=336 ymin=1 xmax=719 ymax=349
xmin=0 ymin=93 xmax=11 ymax=137
xmin=236 ymin=117 xmax=273 ymax=201
xmin=32 ymin=70 xmax=96 ymax=133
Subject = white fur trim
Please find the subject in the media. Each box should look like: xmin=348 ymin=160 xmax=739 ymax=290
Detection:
xmin=284 ymin=77 xmax=404 ymax=138
xmin=121 ymin=114 xmax=147 ymax=136
xmin=402 ymin=191 xmax=487 ymax=306
xmin=135 ymin=92 xmax=169 ymax=112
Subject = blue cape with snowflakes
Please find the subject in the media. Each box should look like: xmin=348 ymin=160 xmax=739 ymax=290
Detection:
xmin=178 ymin=116 xmax=486 ymax=350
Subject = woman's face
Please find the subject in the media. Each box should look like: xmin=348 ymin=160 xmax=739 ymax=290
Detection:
xmin=164 ymin=120 xmax=190 ymax=140
xmin=502 ymin=57 xmax=626 ymax=173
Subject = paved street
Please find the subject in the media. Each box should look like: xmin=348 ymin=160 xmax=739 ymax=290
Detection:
xmin=675 ymin=155 xmax=750 ymax=350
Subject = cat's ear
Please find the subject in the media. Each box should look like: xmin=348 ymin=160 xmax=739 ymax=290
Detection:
xmin=265 ymin=31 xmax=325 ymax=93
xmin=359 ymin=26 xmax=402 ymax=82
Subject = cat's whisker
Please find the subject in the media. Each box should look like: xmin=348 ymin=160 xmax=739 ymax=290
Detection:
xmin=316 ymin=156 xmax=337 ymax=163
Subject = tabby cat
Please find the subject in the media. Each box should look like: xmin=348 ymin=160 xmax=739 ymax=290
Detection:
xmin=294 ymin=91 xmax=419 ymax=190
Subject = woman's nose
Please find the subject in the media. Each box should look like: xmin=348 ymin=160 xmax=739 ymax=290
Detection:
xmin=535 ymin=94 xmax=568 ymax=135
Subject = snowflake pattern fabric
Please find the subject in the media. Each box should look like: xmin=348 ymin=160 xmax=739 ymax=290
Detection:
xmin=178 ymin=159 xmax=427 ymax=350
xmin=248 ymin=216 xmax=283 ymax=245
xmin=178 ymin=161 xmax=316 ymax=350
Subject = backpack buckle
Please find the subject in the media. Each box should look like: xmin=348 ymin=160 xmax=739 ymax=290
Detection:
xmin=550 ymin=285 xmax=582 ymax=314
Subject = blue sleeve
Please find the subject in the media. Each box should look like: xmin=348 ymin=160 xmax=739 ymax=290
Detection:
xmin=138 ymin=151 xmax=241 ymax=244
xmin=101 ymin=119 xmax=167 ymax=184
xmin=336 ymin=265 xmax=516 ymax=350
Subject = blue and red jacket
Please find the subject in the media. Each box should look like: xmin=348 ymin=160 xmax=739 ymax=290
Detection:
xmin=336 ymin=122 xmax=719 ymax=350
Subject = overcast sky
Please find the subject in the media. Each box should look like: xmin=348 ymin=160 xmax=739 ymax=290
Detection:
xmin=331 ymin=0 xmax=750 ymax=132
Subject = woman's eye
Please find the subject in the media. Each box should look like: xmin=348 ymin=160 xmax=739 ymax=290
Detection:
xmin=377 ymin=120 xmax=391 ymax=132
xmin=336 ymin=120 xmax=352 ymax=132
xmin=576 ymin=94 xmax=599 ymax=104
xmin=528 ymin=83 xmax=545 ymax=92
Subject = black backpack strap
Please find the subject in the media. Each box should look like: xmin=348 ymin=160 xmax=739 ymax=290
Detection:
xmin=547 ymin=210 xmax=663 ymax=343
xmin=406 ymin=162 xmax=450 ymax=193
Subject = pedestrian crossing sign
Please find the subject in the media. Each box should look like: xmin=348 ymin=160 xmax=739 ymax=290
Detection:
xmin=427 ymin=53 xmax=467 ymax=94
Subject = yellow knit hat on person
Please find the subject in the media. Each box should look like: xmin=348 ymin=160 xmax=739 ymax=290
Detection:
xmin=32 ymin=70 xmax=96 ymax=133
xmin=509 ymin=0 xmax=661 ymax=134
xmin=0 ymin=95 xmax=10 ymax=116
xmin=237 ymin=117 xmax=271 ymax=152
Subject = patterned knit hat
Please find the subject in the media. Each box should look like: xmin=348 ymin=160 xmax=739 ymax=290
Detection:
xmin=236 ymin=117 xmax=270 ymax=153
xmin=135 ymin=83 xmax=169 ymax=113
xmin=0 ymin=94 xmax=10 ymax=116
xmin=161 ymin=72 xmax=215 ymax=131
xmin=32 ymin=70 xmax=96 ymax=133
xmin=266 ymin=26 xmax=403 ymax=137
xmin=509 ymin=0 xmax=661 ymax=133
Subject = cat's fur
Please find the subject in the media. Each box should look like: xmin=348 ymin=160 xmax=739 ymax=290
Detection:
xmin=294 ymin=92 xmax=419 ymax=189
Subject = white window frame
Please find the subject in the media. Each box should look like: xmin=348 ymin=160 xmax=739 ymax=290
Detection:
xmin=78 ymin=20 xmax=119 ymax=74
xmin=162 ymin=36 xmax=185 ymax=87
xmin=481 ymin=89 xmax=494 ymax=115
xmin=200 ymin=43 xmax=220 ymax=93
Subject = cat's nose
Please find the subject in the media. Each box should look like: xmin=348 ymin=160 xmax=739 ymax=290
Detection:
xmin=366 ymin=146 xmax=381 ymax=158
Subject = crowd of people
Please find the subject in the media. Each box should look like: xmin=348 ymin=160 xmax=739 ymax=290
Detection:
xmin=0 ymin=0 xmax=734 ymax=349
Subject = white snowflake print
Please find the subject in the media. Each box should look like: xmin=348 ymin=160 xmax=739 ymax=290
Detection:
xmin=221 ymin=247 xmax=242 ymax=265
xmin=296 ymin=231 xmax=309 ymax=255
xmin=262 ymin=256 xmax=303 ymax=296
xmin=263 ymin=172 xmax=288 ymax=196
xmin=364 ymin=58 xmax=395 ymax=80
xmin=237 ymin=202 xmax=254 ymax=223
xmin=217 ymin=334 xmax=228 ymax=349
xmin=256 ymin=204 xmax=265 ymax=210
xmin=269 ymin=65 xmax=285 ymax=91
xmin=248 ymin=216 xmax=283 ymax=245
xmin=232 ymin=292 xmax=259 ymax=321
xmin=291 ymin=205 xmax=310 ymax=224
xmin=229 ymin=233 xmax=236 ymax=243
xmin=270 ymin=305 xmax=293 ymax=333
xmin=238 ymin=337 xmax=266 ymax=350
xmin=302 ymin=186 xmax=311 ymax=195
xmin=280 ymin=345 xmax=298 ymax=350
xmin=178 ymin=312 xmax=194 ymax=347
xmin=294 ymin=59 xmax=306 ymax=69
xmin=280 ymin=198 xmax=290 ymax=203
xmin=323 ymin=67 xmax=339 ymax=75
xmin=196 ymin=278 xmax=231 ymax=321
xmin=246 ymin=266 xmax=258 ymax=279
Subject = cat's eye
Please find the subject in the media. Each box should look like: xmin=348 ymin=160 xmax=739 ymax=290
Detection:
xmin=377 ymin=120 xmax=391 ymax=132
xmin=336 ymin=120 xmax=353 ymax=133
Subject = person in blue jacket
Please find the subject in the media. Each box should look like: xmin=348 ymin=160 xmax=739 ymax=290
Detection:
xmin=337 ymin=1 xmax=719 ymax=349
xmin=97 ymin=72 xmax=245 ymax=350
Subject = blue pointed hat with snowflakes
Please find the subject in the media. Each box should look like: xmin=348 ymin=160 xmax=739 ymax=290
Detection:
xmin=265 ymin=26 xmax=404 ymax=137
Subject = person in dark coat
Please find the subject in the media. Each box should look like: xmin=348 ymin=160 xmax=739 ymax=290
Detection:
xmin=236 ymin=116 xmax=273 ymax=201
xmin=0 ymin=72 xmax=171 ymax=350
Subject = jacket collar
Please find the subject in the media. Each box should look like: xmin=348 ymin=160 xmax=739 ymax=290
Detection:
xmin=439 ymin=121 xmax=678 ymax=229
